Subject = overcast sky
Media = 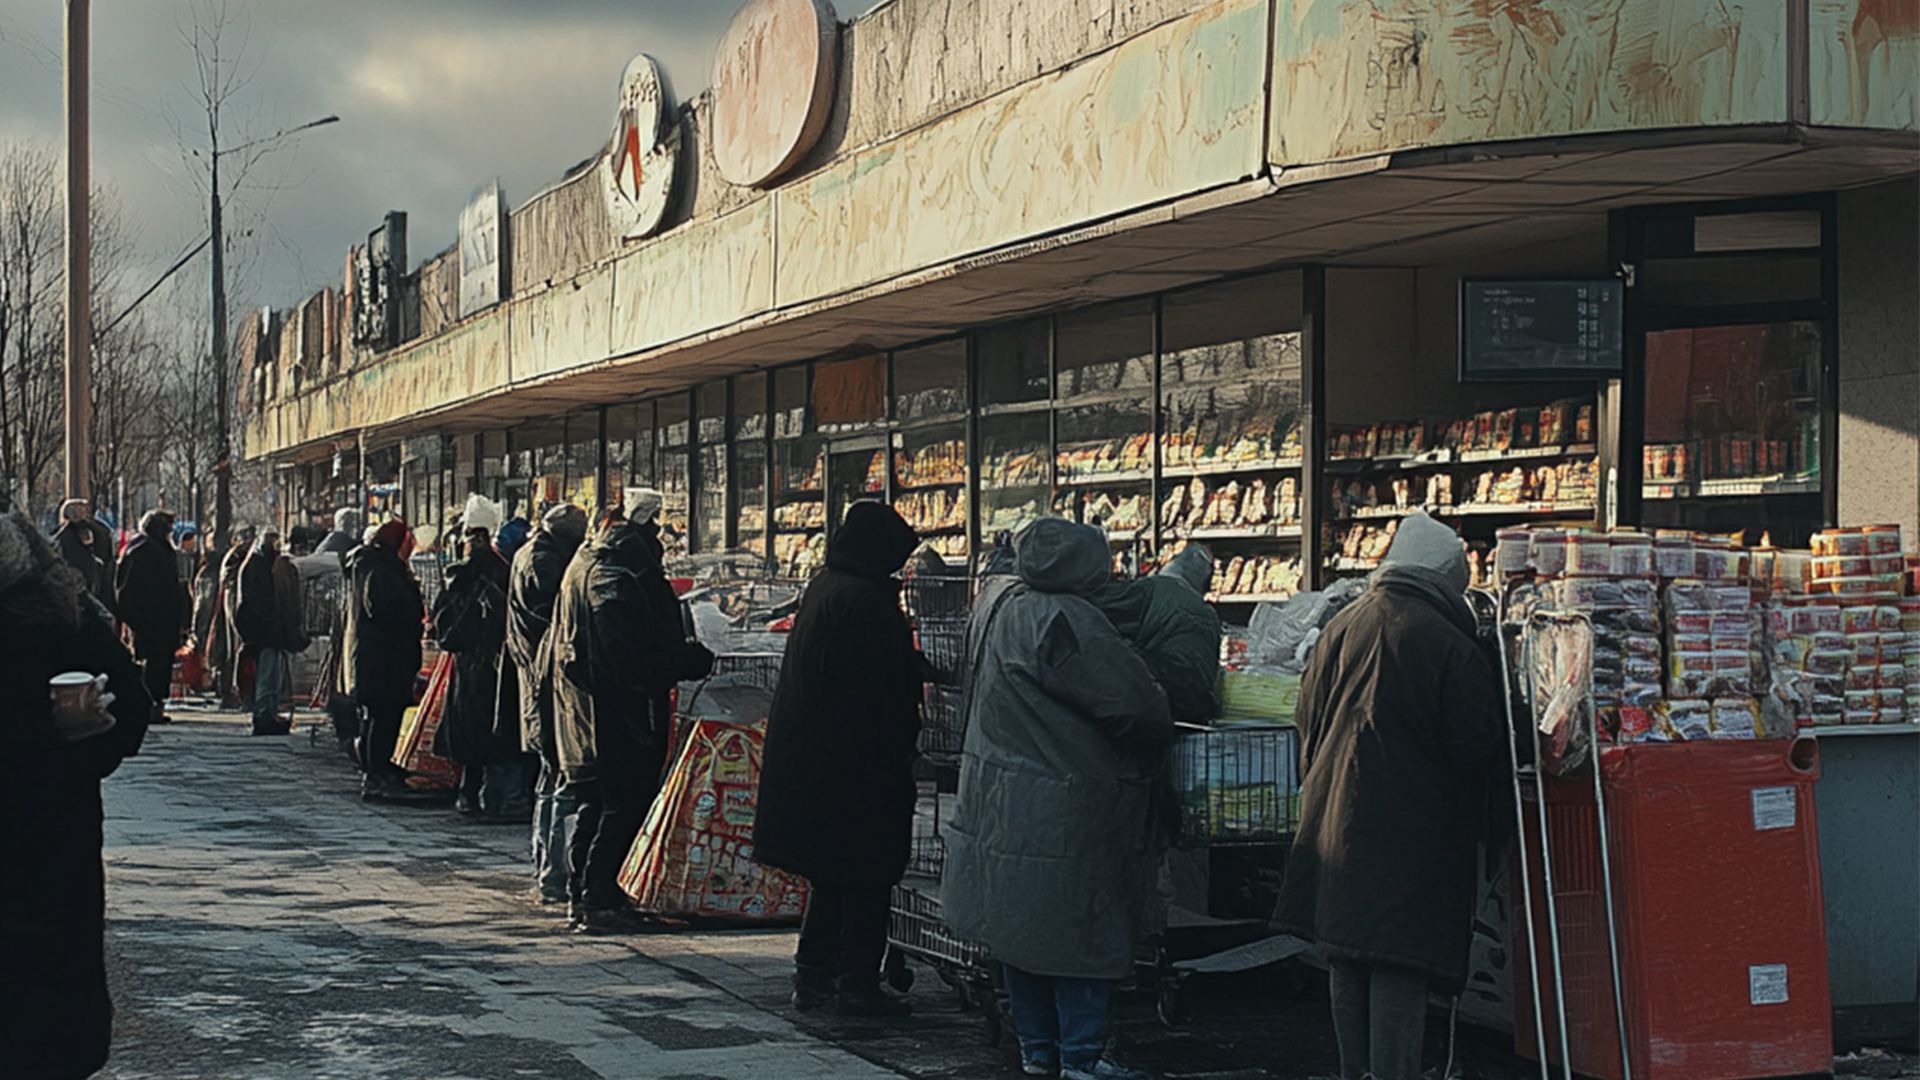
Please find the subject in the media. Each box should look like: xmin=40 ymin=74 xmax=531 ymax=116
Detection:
xmin=0 ymin=0 xmax=880 ymax=320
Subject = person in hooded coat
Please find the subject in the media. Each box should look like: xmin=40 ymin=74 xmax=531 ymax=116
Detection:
xmin=207 ymin=525 xmax=256 ymax=707
xmin=53 ymin=498 xmax=115 ymax=607
xmin=317 ymin=507 xmax=360 ymax=556
xmin=548 ymin=490 xmax=713 ymax=931
xmin=754 ymin=500 xmax=924 ymax=1016
xmin=504 ymin=502 xmax=588 ymax=905
xmin=1089 ymin=543 xmax=1223 ymax=724
xmin=430 ymin=496 xmax=523 ymax=818
xmin=343 ymin=520 xmax=425 ymax=800
xmin=115 ymin=509 xmax=191 ymax=718
xmin=944 ymin=518 xmax=1174 ymax=1080
xmin=0 ymin=510 xmax=151 ymax=1080
xmin=1272 ymin=511 xmax=1503 ymax=1080
xmin=234 ymin=529 xmax=308 ymax=736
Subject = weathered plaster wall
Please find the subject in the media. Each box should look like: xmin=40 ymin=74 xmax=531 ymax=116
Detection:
xmin=1811 ymin=0 xmax=1920 ymax=129
xmin=1836 ymin=176 xmax=1920 ymax=538
xmin=1271 ymin=0 xmax=1790 ymax=167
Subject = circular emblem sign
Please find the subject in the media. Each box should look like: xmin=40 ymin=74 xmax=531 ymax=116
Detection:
xmin=709 ymin=0 xmax=839 ymax=189
xmin=603 ymin=53 xmax=681 ymax=241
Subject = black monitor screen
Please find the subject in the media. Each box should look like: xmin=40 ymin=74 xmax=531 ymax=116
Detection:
xmin=1460 ymin=279 xmax=1623 ymax=381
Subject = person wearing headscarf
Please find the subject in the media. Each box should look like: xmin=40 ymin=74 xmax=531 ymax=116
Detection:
xmin=430 ymin=495 xmax=522 ymax=818
xmin=234 ymin=528 xmax=308 ymax=737
xmin=114 ymin=510 xmax=191 ymax=721
xmin=943 ymin=517 xmax=1174 ymax=1080
xmin=548 ymin=487 xmax=713 ymax=932
xmin=0 ymin=510 xmax=150 ymax=1079
xmin=53 ymin=499 xmax=115 ymax=608
xmin=504 ymin=502 xmax=588 ymax=905
xmin=317 ymin=507 xmax=361 ymax=556
xmin=1272 ymin=511 xmax=1503 ymax=1080
xmin=1088 ymin=543 xmax=1223 ymax=724
xmin=493 ymin=515 xmax=532 ymax=563
xmin=342 ymin=519 xmax=424 ymax=800
xmin=754 ymin=501 xmax=925 ymax=1017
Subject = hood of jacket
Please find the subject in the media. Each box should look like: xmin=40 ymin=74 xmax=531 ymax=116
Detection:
xmin=138 ymin=510 xmax=174 ymax=543
xmin=1371 ymin=511 xmax=1474 ymax=635
xmin=0 ymin=511 xmax=85 ymax=629
xmin=592 ymin=518 xmax=664 ymax=576
xmin=1015 ymin=517 xmax=1109 ymax=595
xmin=826 ymin=501 xmax=918 ymax=583
xmin=541 ymin=503 xmax=588 ymax=547
xmin=1160 ymin=543 xmax=1213 ymax=594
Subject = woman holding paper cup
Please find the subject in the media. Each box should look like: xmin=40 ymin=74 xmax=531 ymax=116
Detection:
xmin=0 ymin=509 xmax=152 ymax=1079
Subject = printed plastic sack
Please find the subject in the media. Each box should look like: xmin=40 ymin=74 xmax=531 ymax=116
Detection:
xmin=619 ymin=718 xmax=809 ymax=923
xmin=392 ymin=652 xmax=460 ymax=789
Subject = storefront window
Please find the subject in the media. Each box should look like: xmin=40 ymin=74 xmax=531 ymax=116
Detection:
xmin=773 ymin=365 xmax=809 ymax=439
xmin=603 ymin=404 xmax=638 ymax=500
xmin=1055 ymin=300 xmax=1154 ymax=576
xmin=695 ymin=382 xmax=729 ymax=551
xmin=977 ymin=318 xmax=1050 ymax=407
xmin=892 ymin=341 xmax=969 ymax=563
xmin=1641 ymin=321 xmax=1825 ymax=544
xmin=1162 ymin=273 xmax=1306 ymax=601
xmin=977 ymin=411 xmax=1049 ymax=546
xmin=734 ymin=373 xmax=769 ymax=558
xmin=814 ymin=355 xmax=886 ymax=435
xmin=772 ymin=436 xmax=826 ymax=576
xmin=655 ymin=393 xmax=692 ymax=557
xmin=567 ymin=411 xmax=601 ymax=513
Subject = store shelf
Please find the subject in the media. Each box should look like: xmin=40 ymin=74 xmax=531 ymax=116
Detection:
xmin=979 ymin=480 xmax=1051 ymax=494
xmin=1104 ymin=528 xmax=1145 ymax=544
xmin=1325 ymin=453 xmax=1415 ymax=473
xmin=893 ymin=479 xmax=967 ymax=493
xmin=773 ymin=525 xmax=824 ymax=535
xmin=1206 ymin=592 xmax=1300 ymax=604
xmin=1161 ymin=458 xmax=1303 ymax=478
xmin=1808 ymin=722 xmax=1920 ymax=737
xmin=1186 ymin=525 xmax=1304 ymax=541
xmin=976 ymin=399 xmax=1053 ymax=418
xmin=1451 ymin=443 xmax=1596 ymax=465
xmin=1642 ymin=475 xmax=1821 ymax=500
xmin=902 ymin=523 xmax=967 ymax=536
xmin=1328 ymin=557 xmax=1381 ymax=572
xmin=1334 ymin=502 xmax=1595 ymax=522
xmin=1053 ymin=386 xmax=1156 ymax=410
xmin=775 ymin=489 xmax=824 ymax=500
xmin=1054 ymin=470 xmax=1152 ymax=487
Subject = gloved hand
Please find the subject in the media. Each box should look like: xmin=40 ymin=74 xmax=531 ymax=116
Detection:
xmin=682 ymin=641 xmax=716 ymax=681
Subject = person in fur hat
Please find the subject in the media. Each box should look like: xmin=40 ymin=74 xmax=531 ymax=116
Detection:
xmin=0 ymin=510 xmax=151 ymax=1078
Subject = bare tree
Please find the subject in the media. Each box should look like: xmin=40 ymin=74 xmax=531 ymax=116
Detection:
xmin=0 ymin=144 xmax=72 ymax=512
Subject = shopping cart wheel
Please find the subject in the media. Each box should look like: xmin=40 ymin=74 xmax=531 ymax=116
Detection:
xmin=883 ymin=948 xmax=916 ymax=993
xmin=1155 ymin=975 xmax=1188 ymax=1027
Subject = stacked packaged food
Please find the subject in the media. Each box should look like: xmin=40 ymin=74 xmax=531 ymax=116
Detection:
xmin=1161 ymin=476 xmax=1300 ymax=535
xmin=894 ymin=488 xmax=966 ymax=533
xmin=893 ymin=440 xmax=966 ymax=487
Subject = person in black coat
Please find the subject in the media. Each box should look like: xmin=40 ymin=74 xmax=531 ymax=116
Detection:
xmin=548 ymin=491 xmax=713 ymax=932
xmin=54 ymin=498 xmax=116 ymax=608
xmin=430 ymin=499 xmax=522 ymax=819
xmin=504 ymin=502 xmax=588 ymax=904
xmin=114 ymin=509 xmax=190 ymax=719
xmin=343 ymin=520 xmax=425 ymax=801
xmin=0 ymin=510 xmax=151 ymax=1080
xmin=1272 ymin=512 xmax=1504 ymax=1080
xmin=754 ymin=500 xmax=924 ymax=1017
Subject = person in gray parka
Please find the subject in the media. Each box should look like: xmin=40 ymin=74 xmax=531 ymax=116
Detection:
xmin=944 ymin=518 xmax=1175 ymax=1080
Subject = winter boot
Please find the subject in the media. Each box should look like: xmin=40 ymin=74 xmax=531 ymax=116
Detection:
xmin=835 ymin=979 xmax=912 ymax=1018
xmin=791 ymin=967 xmax=836 ymax=1012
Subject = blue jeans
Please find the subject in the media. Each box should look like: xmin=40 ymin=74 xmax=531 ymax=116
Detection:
xmin=251 ymin=647 xmax=289 ymax=728
xmin=481 ymin=756 xmax=532 ymax=817
xmin=1001 ymin=964 xmax=1114 ymax=1069
xmin=532 ymin=758 xmax=578 ymax=901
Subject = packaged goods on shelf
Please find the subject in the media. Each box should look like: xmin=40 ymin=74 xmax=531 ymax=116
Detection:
xmin=774 ymin=532 xmax=825 ymax=578
xmin=893 ymin=440 xmax=966 ymax=487
xmin=1333 ymin=519 xmax=1397 ymax=565
xmin=981 ymin=498 xmax=1043 ymax=535
xmin=1330 ymin=421 xmax=1425 ymax=461
xmin=1161 ymin=402 xmax=1301 ymax=468
xmin=980 ymin=449 xmax=1047 ymax=487
xmin=894 ymin=488 xmax=966 ymax=533
xmin=1208 ymin=553 xmax=1302 ymax=600
xmin=772 ymin=499 xmax=827 ymax=530
xmin=1055 ymin=434 xmax=1152 ymax=481
xmin=1162 ymin=475 xmax=1300 ymax=533
xmin=1055 ymin=488 xmax=1150 ymax=534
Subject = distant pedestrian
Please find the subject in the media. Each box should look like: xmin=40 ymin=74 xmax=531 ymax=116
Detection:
xmin=53 ymin=498 xmax=115 ymax=607
xmin=1273 ymin=512 xmax=1503 ymax=1080
xmin=209 ymin=525 xmax=256 ymax=707
xmin=944 ymin=517 xmax=1173 ymax=1080
xmin=504 ymin=502 xmax=588 ymax=906
xmin=430 ymin=495 xmax=524 ymax=819
xmin=1089 ymin=543 xmax=1223 ymax=724
xmin=343 ymin=519 xmax=424 ymax=801
xmin=0 ymin=509 xmax=151 ymax=1080
xmin=548 ymin=489 xmax=712 ymax=932
xmin=174 ymin=525 xmax=202 ymax=591
xmin=234 ymin=528 xmax=308 ymax=736
xmin=317 ymin=507 xmax=360 ymax=556
xmin=114 ymin=510 xmax=192 ymax=722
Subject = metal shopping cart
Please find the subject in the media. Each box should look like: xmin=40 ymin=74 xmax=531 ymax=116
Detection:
xmin=885 ymin=780 xmax=1006 ymax=1043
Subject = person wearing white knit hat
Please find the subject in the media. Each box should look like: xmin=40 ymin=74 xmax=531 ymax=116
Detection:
xmin=432 ymin=492 xmax=524 ymax=818
xmin=622 ymin=487 xmax=663 ymax=526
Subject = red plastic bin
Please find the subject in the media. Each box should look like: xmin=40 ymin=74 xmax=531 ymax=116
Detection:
xmin=1514 ymin=739 xmax=1832 ymax=1080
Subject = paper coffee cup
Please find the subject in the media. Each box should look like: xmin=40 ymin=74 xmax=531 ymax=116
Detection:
xmin=50 ymin=671 xmax=95 ymax=711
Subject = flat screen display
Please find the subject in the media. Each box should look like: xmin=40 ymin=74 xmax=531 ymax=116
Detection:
xmin=1460 ymin=279 xmax=1623 ymax=381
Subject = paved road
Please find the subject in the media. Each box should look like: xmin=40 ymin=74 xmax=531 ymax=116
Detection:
xmin=95 ymin=712 xmax=1912 ymax=1080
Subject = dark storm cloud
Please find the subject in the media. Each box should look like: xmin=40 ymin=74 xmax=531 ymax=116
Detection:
xmin=0 ymin=0 xmax=880 ymax=317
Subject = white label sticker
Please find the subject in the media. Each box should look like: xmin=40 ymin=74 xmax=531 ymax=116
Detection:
xmin=1750 ymin=964 xmax=1789 ymax=1005
xmin=1751 ymin=787 xmax=1796 ymax=831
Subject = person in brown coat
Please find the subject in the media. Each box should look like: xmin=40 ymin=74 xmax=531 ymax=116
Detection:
xmin=234 ymin=529 xmax=308 ymax=736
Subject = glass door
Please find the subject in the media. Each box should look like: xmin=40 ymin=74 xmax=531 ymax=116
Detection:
xmin=826 ymin=436 xmax=889 ymax=545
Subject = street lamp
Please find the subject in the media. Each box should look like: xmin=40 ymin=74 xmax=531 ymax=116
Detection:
xmin=207 ymin=112 xmax=340 ymax=557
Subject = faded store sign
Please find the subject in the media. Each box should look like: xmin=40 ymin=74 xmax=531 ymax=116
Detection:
xmin=603 ymin=54 xmax=682 ymax=241
xmin=458 ymin=182 xmax=507 ymax=318
xmin=1810 ymin=0 xmax=1920 ymax=129
xmin=352 ymin=211 xmax=409 ymax=351
xmin=1270 ymin=0 xmax=1789 ymax=167
xmin=710 ymin=0 xmax=840 ymax=188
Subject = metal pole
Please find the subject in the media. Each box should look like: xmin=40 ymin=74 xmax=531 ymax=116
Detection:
xmin=63 ymin=0 xmax=91 ymax=502
xmin=211 ymin=165 xmax=230 ymax=556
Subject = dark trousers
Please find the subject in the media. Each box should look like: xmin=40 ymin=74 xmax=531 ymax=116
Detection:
xmin=360 ymin=701 xmax=405 ymax=778
xmin=132 ymin=635 xmax=172 ymax=711
xmin=795 ymin=882 xmax=892 ymax=991
xmin=1327 ymin=956 xmax=1427 ymax=1080
xmin=567 ymin=747 xmax=666 ymax=909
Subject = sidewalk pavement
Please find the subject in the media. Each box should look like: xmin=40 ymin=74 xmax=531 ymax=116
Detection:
xmin=95 ymin=708 xmax=1913 ymax=1080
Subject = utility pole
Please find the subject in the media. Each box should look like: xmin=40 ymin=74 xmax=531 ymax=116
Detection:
xmin=63 ymin=0 xmax=91 ymax=502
